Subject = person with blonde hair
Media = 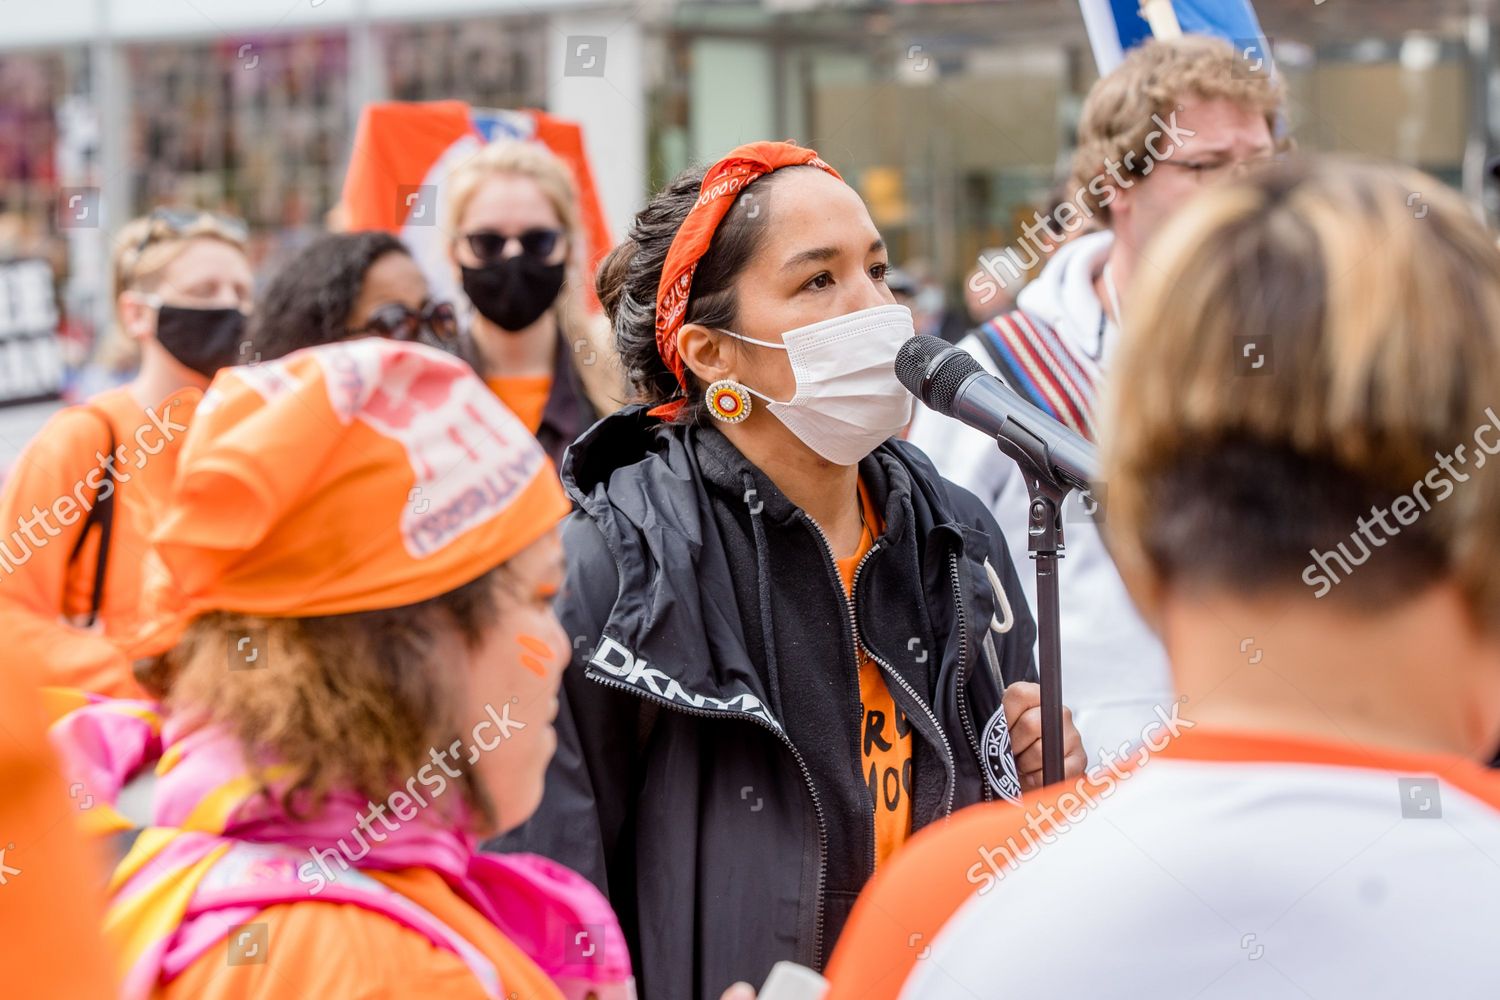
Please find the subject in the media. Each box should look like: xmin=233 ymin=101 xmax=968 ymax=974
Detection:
xmin=911 ymin=35 xmax=1287 ymax=765
xmin=825 ymin=156 xmax=1500 ymax=998
xmin=446 ymin=140 xmax=618 ymax=464
xmin=0 ymin=209 xmax=252 ymax=695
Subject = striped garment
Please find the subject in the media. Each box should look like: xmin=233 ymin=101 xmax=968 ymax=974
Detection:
xmin=976 ymin=310 xmax=1099 ymax=442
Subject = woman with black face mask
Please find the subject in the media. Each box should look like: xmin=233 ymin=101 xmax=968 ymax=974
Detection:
xmin=445 ymin=140 xmax=621 ymax=467
xmin=0 ymin=209 xmax=252 ymax=696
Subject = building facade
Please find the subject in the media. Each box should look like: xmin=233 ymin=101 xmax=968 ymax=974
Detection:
xmin=0 ymin=0 xmax=1488 ymax=367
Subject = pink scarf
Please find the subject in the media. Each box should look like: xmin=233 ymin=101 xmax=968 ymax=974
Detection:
xmin=51 ymin=697 xmax=632 ymax=999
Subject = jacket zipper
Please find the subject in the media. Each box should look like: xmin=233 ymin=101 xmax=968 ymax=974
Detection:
xmin=585 ymin=670 xmax=834 ymax=969
xmin=805 ymin=515 xmax=958 ymax=877
xmin=948 ymin=549 xmax=989 ymax=802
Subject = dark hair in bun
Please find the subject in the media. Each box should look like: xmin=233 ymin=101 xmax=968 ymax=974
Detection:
xmin=596 ymin=164 xmax=803 ymax=422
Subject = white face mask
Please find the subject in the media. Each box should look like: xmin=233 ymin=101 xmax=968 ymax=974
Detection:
xmin=718 ymin=303 xmax=917 ymax=466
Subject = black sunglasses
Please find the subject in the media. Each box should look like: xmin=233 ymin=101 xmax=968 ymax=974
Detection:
xmin=124 ymin=207 xmax=249 ymax=286
xmin=348 ymin=300 xmax=459 ymax=346
xmin=463 ymin=228 xmax=563 ymax=264
xmin=135 ymin=207 xmax=249 ymax=254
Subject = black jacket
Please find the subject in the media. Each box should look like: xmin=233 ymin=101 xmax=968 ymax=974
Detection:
xmin=537 ymin=329 xmax=600 ymax=469
xmin=494 ymin=407 xmax=1037 ymax=1000
xmin=459 ymin=326 xmax=599 ymax=470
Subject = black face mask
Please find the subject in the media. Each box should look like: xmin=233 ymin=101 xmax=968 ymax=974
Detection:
xmin=461 ymin=258 xmax=566 ymax=333
xmin=154 ymin=305 xmax=249 ymax=378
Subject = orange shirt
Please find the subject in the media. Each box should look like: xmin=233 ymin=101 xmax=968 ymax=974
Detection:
xmin=835 ymin=482 xmax=913 ymax=869
xmin=0 ymin=386 xmax=195 ymax=696
xmin=162 ymin=867 xmax=564 ymax=1000
xmin=486 ymin=375 xmax=553 ymax=436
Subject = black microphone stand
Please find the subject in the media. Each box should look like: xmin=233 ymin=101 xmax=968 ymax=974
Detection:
xmin=897 ymin=334 xmax=1096 ymax=787
xmin=991 ymin=425 xmax=1077 ymax=787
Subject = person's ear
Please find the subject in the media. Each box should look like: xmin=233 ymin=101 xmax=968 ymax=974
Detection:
xmin=678 ymin=323 xmax=737 ymax=386
xmin=118 ymin=292 xmax=157 ymax=344
xmin=1107 ymin=181 xmax=1135 ymax=237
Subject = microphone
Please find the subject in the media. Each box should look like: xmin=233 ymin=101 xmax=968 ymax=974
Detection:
xmin=895 ymin=335 xmax=1098 ymax=493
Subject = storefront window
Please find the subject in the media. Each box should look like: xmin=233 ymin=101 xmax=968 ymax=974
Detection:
xmin=126 ymin=34 xmax=351 ymax=265
xmin=662 ymin=2 xmax=1076 ymax=326
xmin=657 ymin=1 xmax=1472 ymax=332
xmin=0 ymin=49 xmax=95 ymax=398
xmin=384 ymin=17 xmax=548 ymax=110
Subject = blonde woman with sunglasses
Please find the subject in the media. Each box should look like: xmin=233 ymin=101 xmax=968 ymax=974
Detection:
xmin=446 ymin=140 xmax=620 ymax=466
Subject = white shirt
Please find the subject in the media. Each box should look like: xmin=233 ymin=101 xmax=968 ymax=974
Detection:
xmin=900 ymin=738 xmax=1500 ymax=998
xmin=907 ymin=231 xmax=1172 ymax=764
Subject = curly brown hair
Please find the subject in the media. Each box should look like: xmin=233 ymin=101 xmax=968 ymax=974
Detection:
xmin=1069 ymin=36 xmax=1287 ymax=226
xmin=143 ymin=569 xmax=504 ymax=827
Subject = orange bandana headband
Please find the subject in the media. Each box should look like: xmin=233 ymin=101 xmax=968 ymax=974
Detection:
xmin=129 ymin=338 xmax=569 ymax=658
xmin=649 ymin=140 xmax=843 ymax=420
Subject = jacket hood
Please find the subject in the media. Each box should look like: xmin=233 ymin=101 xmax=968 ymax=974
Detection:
xmin=561 ymin=405 xmax=788 ymax=730
xmin=561 ymin=404 xmax=672 ymax=505
xmin=562 ymin=405 xmax=954 ymax=550
xmin=559 ymin=406 xmax=980 ymax=728
xmin=1016 ymin=229 xmax=1116 ymax=363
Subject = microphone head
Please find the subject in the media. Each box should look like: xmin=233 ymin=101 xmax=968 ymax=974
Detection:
xmin=895 ymin=335 xmax=983 ymax=415
xmin=894 ymin=335 xmax=950 ymax=398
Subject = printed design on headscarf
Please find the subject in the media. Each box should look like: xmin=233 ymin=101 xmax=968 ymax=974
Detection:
xmin=238 ymin=340 xmax=547 ymax=561
xmin=649 ymin=142 xmax=843 ymax=420
xmin=218 ymin=361 xmax=294 ymax=413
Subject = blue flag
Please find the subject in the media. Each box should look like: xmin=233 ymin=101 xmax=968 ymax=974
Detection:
xmin=1079 ymin=0 xmax=1270 ymax=74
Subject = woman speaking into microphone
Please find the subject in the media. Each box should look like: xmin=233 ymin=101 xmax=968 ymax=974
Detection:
xmin=499 ymin=141 xmax=1085 ymax=999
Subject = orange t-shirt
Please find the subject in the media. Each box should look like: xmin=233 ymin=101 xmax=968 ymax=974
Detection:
xmin=835 ymin=482 xmax=913 ymax=869
xmin=486 ymin=375 xmax=553 ymax=435
xmin=0 ymin=386 xmax=195 ymax=695
xmin=161 ymin=867 xmax=564 ymax=1000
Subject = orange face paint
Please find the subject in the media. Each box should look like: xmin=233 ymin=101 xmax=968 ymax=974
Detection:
xmin=517 ymin=634 xmax=555 ymax=678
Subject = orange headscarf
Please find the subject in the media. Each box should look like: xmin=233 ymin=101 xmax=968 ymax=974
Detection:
xmin=129 ymin=338 xmax=569 ymax=657
xmin=649 ymin=140 xmax=843 ymax=420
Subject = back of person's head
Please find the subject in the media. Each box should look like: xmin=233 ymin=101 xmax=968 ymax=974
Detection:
xmin=1104 ymin=156 xmax=1500 ymax=634
xmin=1069 ymin=36 xmax=1286 ymax=228
xmin=160 ymin=572 xmax=503 ymax=824
xmin=247 ymin=230 xmax=411 ymax=361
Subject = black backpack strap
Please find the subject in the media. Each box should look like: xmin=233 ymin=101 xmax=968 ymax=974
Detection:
xmin=66 ymin=405 xmax=117 ymax=628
